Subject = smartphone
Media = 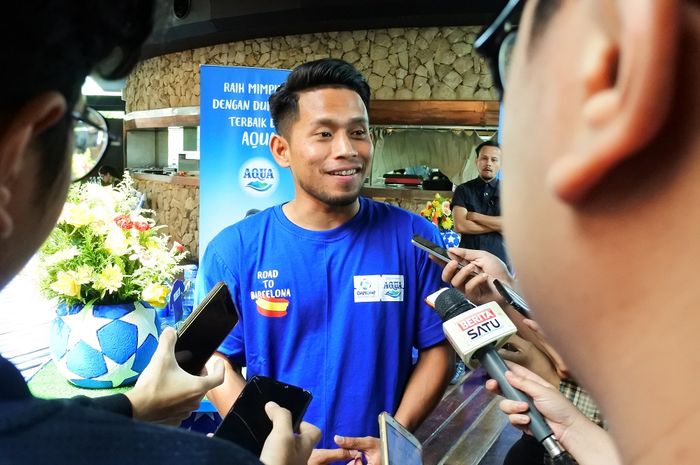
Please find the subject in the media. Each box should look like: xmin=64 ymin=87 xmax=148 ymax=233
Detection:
xmin=378 ymin=411 xmax=423 ymax=465
xmin=411 ymin=234 xmax=464 ymax=269
xmin=214 ymin=375 xmax=313 ymax=456
xmin=174 ymin=281 xmax=239 ymax=375
xmin=493 ymin=278 xmax=532 ymax=318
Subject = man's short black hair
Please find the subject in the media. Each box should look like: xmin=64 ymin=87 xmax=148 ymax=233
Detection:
xmin=269 ymin=58 xmax=371 ymax=136
xmin=0 ymin=1 xmax=154 ymax=194
xmin=98 ymin=165 xmax=118 ymax=177
xmin=475 ymin=140 xmax=501 ymax=158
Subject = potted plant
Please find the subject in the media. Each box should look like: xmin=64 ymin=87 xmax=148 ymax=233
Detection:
xmin=38 ymin=175 xmax=187 ymax=388
xmin=419 ymin=193 xmax=460 ymax=247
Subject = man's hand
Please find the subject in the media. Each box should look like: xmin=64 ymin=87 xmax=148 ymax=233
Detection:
xmin=520 ymin=318 xmax=570 ymax=380
xmin=125 ymin=327 xmax=225 ymax=425
xmin=499 ymin=334 xmax=561 ymax=387
xmin=308 ymin=435 xmax=381 ymax=465
xmin=259 ymin=402 xmax=320 ymax=465
xmin=485 ymin=362 xmax=577 ymax=441
xmin=438 ymin=247 xmax=512 ymax=305
xmin=485 ymin=362 xmax=621 ymax=465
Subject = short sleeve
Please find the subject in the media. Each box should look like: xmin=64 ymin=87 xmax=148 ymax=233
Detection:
xmin=413 ymin=223 xmax=448 ymax=350
xmin=196 ymin=240 xmax=246 ymax=366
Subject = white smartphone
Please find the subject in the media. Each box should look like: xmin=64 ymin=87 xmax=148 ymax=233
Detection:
xmin=378 ymin=411 xmax=423 ymax=465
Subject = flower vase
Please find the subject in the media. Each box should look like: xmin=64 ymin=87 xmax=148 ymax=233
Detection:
xmin=49 ymin=300 xmax=160 ymax=388
xmin=440 ymin=229 xmax=461 ymax=248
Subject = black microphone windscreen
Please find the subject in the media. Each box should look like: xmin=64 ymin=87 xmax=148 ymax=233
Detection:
xmin=434 ymin=288 xmax=477 ymax=322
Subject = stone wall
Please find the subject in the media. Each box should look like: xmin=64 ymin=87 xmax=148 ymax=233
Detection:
xmin=133 ymin=179 xmax=200 ymax=258
xmin=124 ymin=26 xmax=497 ymax=112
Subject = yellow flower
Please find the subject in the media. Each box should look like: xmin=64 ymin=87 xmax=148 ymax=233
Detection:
xmin=50 ymin=271 xmax=80 ymax=298
xmin=141 ymin=283 xmax=169 ymax=308
xmin=73 ymin=265 xmax=94 ymax=285
xmin=60 ymin=203 xmax=94 ymax=227
xmin=104 ymin=227 xmax=130 ymax=256
xmin=96 ymin=264 xmax=123 ymax=294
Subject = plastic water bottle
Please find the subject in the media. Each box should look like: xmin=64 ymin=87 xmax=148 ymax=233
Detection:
xmin=181 ymin=264 xmax=198 ymax=319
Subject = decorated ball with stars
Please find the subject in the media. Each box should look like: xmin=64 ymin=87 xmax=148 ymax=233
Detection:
xmin=49 ymin=301 xmax=160 ymax=389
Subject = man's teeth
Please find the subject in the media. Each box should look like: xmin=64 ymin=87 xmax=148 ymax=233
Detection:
xmin=331 ymin=169 xmax=358 ymax=176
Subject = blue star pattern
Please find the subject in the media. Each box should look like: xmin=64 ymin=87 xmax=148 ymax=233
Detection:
xmin=49 ymin=301 xmax=160 ymax=388
xmin=440 ymin=230 xmax=461 ymax=248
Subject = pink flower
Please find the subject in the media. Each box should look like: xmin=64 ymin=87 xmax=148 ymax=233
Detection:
xmin=114 ymin=215 xmax=133 ymax=230
xmin=173 ymin=241 xmax=185 ymax=253
xmin=134 ymin=221 xmax=151 ymax=232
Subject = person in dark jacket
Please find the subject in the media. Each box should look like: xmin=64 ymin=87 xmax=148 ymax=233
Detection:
xmin=0 ymin=2 xmax=319 ymax=465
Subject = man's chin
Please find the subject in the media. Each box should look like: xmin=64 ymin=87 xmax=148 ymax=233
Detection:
xmin=325 ymin=193 xmax=360 ymax=207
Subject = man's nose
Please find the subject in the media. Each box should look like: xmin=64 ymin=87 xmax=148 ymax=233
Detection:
xmin=333 ymin=132 xmax=357 ymax=157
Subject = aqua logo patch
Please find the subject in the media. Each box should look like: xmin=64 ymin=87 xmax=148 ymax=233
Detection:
xmin=381 ymin=275 xmax=404 ymax=302
xmin=354 ymin=275 xmax=404 ymax=302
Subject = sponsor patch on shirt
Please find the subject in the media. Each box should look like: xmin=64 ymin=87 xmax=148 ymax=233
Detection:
xmin=354 ymin=275 xmax=404 ymax=302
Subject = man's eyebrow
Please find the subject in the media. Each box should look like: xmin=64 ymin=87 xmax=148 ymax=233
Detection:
xmin=311 ymin=116 xmax=369 ymax=126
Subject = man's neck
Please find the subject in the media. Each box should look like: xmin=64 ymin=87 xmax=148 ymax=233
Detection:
xmin=628 ymin=406 xmax=700 ymax=465
xmin=282 ymin=197 xmax=360 ymax=231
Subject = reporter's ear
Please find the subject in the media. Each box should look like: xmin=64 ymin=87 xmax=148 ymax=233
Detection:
xmin=0 ymin=91 xmax=66 ymax=238
xmin=547 ymin=0 xmax=681 ymax=203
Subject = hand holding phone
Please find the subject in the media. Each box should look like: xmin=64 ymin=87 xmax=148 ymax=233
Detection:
xmin=214 ymin=375 xmax=313 ymax=456
xmin=493 ymin=279 xmax=531 ymax=319
xmin=378 ymin=411 xmax=423 ymax=465
xmin=174 ymin=281 xmax=239 ymax=375
xmin=412 ymin=234 xmax=464 ymax=268
xmin=412 ymin=234 xmax=485 ymax=278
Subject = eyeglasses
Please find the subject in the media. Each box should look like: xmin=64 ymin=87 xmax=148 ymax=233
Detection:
xmin=70 ymin=106 xmax=110 ymax=182
xmin=474 ymin=0 xmax=524 ymax=97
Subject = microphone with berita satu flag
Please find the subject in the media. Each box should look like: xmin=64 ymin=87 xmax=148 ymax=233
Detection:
xmin=430 ymin=288 xmax=574 ymax=464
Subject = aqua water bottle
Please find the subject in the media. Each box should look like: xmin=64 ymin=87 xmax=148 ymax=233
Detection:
xmin=181 ymin=264 xmax=198 ymax=319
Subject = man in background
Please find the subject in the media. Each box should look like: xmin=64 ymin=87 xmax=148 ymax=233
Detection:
xmin=98 ymin=164 xmax=120 ymax=186
xmin=451 ymin=141 xmax=510 ymax=267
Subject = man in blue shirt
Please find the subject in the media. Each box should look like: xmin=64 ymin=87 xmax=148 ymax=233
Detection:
xmin=199 ymin=58 xmax=453 ymax=464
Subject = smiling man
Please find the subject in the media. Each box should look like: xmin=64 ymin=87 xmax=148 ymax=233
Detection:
xmin=197 ymin=58 xmax=452 ymax=462
xmin=475 ymin=0 xmax=700 ymax=463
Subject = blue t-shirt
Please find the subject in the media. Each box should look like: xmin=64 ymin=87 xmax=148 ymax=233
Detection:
xmin=197 ymin=197 xmax=446 ymax=448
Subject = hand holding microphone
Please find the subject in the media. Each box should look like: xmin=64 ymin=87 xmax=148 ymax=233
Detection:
xmin=433 ymin=288 xmax=573 ymax=463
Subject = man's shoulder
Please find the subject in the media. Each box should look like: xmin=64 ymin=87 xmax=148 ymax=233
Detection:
xmin=0 ymin=397 xmax=261 ymax=464
xmin=361 ymin=197 xmax=425 ymax=224
xmin=359 ymin=197 xmax=438 ymax=238
xmin=459 ymin=178 xmax=482 ymax=189
xmin=209 ymin=207 xmax=275 ymax=246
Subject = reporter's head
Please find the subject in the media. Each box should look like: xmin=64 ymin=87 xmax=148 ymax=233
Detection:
xmin=0 ymin=1 xmax=154 ymax=290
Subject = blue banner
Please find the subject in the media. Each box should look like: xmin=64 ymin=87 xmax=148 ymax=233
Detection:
xmin=199 ymin=65 xmax=292 ymax=259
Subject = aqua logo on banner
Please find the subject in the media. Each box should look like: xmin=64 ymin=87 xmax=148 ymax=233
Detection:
xmin=239 ymin=157 xmax=279 ymax=196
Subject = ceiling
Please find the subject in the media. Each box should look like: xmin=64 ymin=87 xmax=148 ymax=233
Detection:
xmin=143 ymin=0 xmax=508 ymax=59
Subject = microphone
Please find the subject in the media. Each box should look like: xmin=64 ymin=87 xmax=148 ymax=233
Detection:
xmin=434 ymin=288 xmax=571 ymax=462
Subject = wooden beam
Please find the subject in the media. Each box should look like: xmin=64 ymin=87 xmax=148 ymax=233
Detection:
xmin=369 ymin=100 xmax=500 ymax=126
xmin=122 ymin=100 xmax=501 ymax=131
xmin=123 ymin=114 xmax=200 ymax=131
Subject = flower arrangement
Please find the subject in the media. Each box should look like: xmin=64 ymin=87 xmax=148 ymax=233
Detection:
xmin=39 ymin=175 xmax=187 ymax=308
xmin=420 ymin=193 xmax=454 ymax=231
